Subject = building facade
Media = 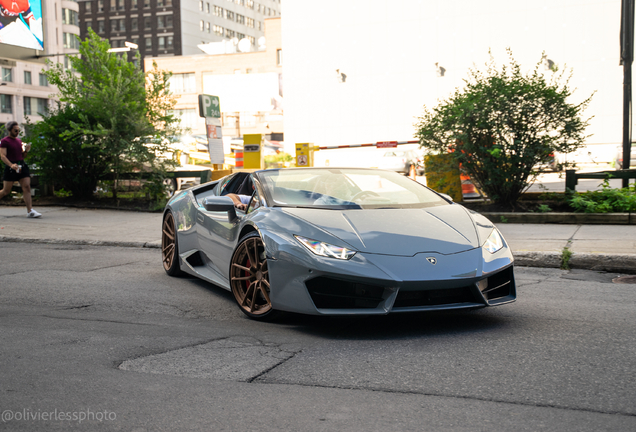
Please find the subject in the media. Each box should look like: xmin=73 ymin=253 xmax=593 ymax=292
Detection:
xmin=0 ymin=0 xmax=77 ymax=128
xmin=78 ymin=0 xmax=281 ymax=66
xmin=145 ymin=17 xmax=282 ymax=143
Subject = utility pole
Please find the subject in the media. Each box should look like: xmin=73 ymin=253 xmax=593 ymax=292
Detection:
xmin=620 ymin=0 xmax=634 ymax=187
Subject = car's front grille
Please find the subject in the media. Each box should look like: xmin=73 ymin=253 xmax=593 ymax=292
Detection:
xmin=305 ymin=277 xmax=386 ymax=309
xmin=393 ymin=286 xmax=477 ymax=308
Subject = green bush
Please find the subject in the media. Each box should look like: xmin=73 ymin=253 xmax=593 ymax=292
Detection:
xmin=568 ymin=180 xmax=636 ymax=213
xmin=415 ymin=49 xmax=592 ymax=206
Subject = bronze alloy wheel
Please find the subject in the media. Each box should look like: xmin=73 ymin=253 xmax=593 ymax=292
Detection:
xmin=230 ymin=233 xmax=275 ymax=319
xmin=162 ymin=211 xmax=182 ymax=276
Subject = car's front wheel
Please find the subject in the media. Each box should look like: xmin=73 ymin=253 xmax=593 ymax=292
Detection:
xmin=230 ymin=232 xmax=279 ymax=321
xmin=162 ymin=210 xmax=183 ymax=276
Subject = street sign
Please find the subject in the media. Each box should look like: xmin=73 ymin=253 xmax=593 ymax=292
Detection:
xmin=205 ymin=117 xmax=224 ymax=164
xmin=376 ymin=141 xmax=398 ymax=148
xmin=198 ymin=94 xmax=221 ymax=118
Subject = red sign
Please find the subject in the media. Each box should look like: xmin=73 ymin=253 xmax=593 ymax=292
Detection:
xmin=376 ymin=141 xmax=398 ymax=148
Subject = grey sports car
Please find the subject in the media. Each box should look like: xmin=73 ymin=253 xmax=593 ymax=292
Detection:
xmin=162 ymin=167 xmax=515 ymax=321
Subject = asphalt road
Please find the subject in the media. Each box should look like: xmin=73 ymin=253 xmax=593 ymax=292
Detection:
xmin=1 ymin=244 xmax=635 ymax=431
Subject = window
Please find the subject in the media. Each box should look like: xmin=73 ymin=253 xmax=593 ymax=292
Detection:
xmin=166 ymin=15 xmax=172 ymax=27
xmin=144 ymin=17 xmax=152 ymax=29
xmin=131 ymin=0 xmax=137 ymax=8
xmin=157 ymin=15 xmax=165 ymax=28
xmin=1 ymin=94 xmax=12 ymax=113
xmin=37 ymin=98 xmax=48 ymax=115
xmin=200 ymin=20 xmax=204 ymax=31
xmin=24 ymin=70 xmax=32 ymax=85
xmin=98 ymin=20 xmax=105 ymax=33
xmin=247 ymin=35 xmax=254 ymax=44
xmin=110 ymin=0 xmax=115 ymax=11
xmin=199 ymin=0 xmax=203 ymax=11
xmin=258 ymin=21 xmax=261 ymax=31
xmin=225 ymin=28 xmax=235 ymax=38
xmin=39 ymin=73 xmax=48 ymax=86
xmin=246 ymin=17 xmax=254 ymax=28
xmin=24 ymin=96 xmax=32 ymax=115
xmin=166 ymin=36 xmax=173 ymax=48
xmin=98 ymin=0 xmax=104 ymax=12
xmin=171 ymin=109 xmax=197 ymax=130
xmin=158 ymin=36 xmax=165 ymax=49
xmin=169 ymin=73 xmax=195 ymax=94
xmin=62 ymin=8 xmax=79 ymax=25
xmin=144 ymin=0 xmax=150 ymax=8
xmin=131 ymin=17 xmax=138 ymax=31
xmin=206 ymin=2 xmax=210 ymax=13
xmin=85 ymin=1 xmax=92 ymax=13
xmin=276 ymin=49 xmax=282 ymax=66
xmin=145 ymin=38 xmax=152 ymax=49
xmin=237 ymin=32 xmax=245 ymax=40
xmin=2 ymin=67 xmax=12 ymax=82
xmin=213 ymin=5 xmax=223 ymax=16
xmin=85 ymin=20 xmax=92 ymax=30
xmin=111 ymin=19 xmax=125 ymax=32
xmin=225 ymin=10 xmax=234 ymax=20
xmin=213 ymin=25 xmax=223 ymax=35
xmin=236 ymin=14 xmax=245 ymax=24
xmin=246 ymin=0 xmax=254 ymax=9
xmin=63 ymin=32 xmax=80 ymax=49
xmin=206 ymin=22 xmax=210 ymax=33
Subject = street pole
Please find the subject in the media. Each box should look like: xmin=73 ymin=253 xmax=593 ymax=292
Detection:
xmin=620 ymin=0 xmax=634 ymax=187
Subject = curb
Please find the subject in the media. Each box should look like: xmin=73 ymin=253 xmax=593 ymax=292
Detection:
xmin=0 ymin=236 xmax=161 ymax=249
xmin=481 ymin=212 xmax=636 ymax=225
xmin=514 ymin=251 xmax=636 ymax=274
xmin=2 ymin=235 xmax=635 ymax=274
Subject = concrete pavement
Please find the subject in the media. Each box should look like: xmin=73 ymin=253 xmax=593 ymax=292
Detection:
xmin=0 ymin=205 xmax=635 ymax=274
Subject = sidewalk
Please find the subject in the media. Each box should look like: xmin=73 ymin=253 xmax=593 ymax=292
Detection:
xmin=1 ymin=206 xmax=635 ymax=274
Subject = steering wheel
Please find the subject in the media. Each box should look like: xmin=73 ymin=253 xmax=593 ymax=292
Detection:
xmin=351 ymin=190 xmax=381 ymax=202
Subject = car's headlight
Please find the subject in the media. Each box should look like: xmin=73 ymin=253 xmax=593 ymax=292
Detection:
xmin=483 ymin=229 xmax=504 ymax=254
xmin=294 ymin=235 xmax=356 ymax=260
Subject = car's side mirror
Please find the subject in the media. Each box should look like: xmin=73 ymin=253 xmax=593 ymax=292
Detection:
xmin=203 ymin=196 xmax=237 ymax=221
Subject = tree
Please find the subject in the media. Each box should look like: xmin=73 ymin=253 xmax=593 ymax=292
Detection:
xmin=415 ymin=49 xmax=592 ymax=206
xmin=27 ymin=30 xmax=179 ymax=201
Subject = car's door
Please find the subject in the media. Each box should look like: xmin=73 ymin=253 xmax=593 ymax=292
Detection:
xmin=195 ymin=173 xmax=256 ymax=284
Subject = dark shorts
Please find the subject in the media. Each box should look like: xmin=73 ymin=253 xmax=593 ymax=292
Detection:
xmin=3 ymin=161 xmax=31 ymax=182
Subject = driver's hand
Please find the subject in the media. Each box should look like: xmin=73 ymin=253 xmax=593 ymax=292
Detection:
xmin=235 ymin=203 xmax=247 ymax=211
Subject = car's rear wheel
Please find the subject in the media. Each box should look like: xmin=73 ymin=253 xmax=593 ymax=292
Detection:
xmin=162 ymin=211 xmax=183 ymax=276
xmin=230 ymin=232 xmax=279 ymax=321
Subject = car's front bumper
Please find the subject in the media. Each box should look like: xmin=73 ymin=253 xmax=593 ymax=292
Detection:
xmin=267 ymin=244 xmax=515 ymax=315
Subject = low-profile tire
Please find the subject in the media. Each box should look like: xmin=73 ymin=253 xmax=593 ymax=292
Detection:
xmin=162 ymin=210 xmax=183 ymax=276
xmin=230 ymin=232 xmax=280 ymax=321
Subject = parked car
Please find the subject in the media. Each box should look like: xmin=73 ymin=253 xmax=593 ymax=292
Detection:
xmin=615 ymin=145 xmax=636 ymax=169
xmin=378 ymin=149 xmax=421 ymax=175
xmin=162 ymin=167 xmax=516 ymax=321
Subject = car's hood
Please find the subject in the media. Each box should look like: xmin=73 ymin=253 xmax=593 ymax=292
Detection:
xmin=281 ymin=205 xmax=482 ymax=256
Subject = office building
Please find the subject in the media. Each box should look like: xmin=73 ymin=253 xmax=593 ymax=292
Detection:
xmin=0 ymin=0 xmax=77 ymax=127
xmin=78 ymin=0 xmax=281 ymax=66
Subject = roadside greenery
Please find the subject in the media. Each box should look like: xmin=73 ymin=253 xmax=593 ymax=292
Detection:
xmin=415 ymin=49 xmax=592 ymax=206
xmin=568 ymin=180 xmax=636 ymax=213
xmin=26 ymin=29 xmax=179 ymax=201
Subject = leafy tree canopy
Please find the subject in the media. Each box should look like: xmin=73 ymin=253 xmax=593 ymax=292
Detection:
xmin=27 ymin=29 xmax=179 ymax=200
xmin=415 ymin=49 xmax=592 ymax=205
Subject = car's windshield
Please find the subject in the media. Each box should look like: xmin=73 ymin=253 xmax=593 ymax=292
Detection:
xmin=257 ymin=168 xmax=449 ymax=209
